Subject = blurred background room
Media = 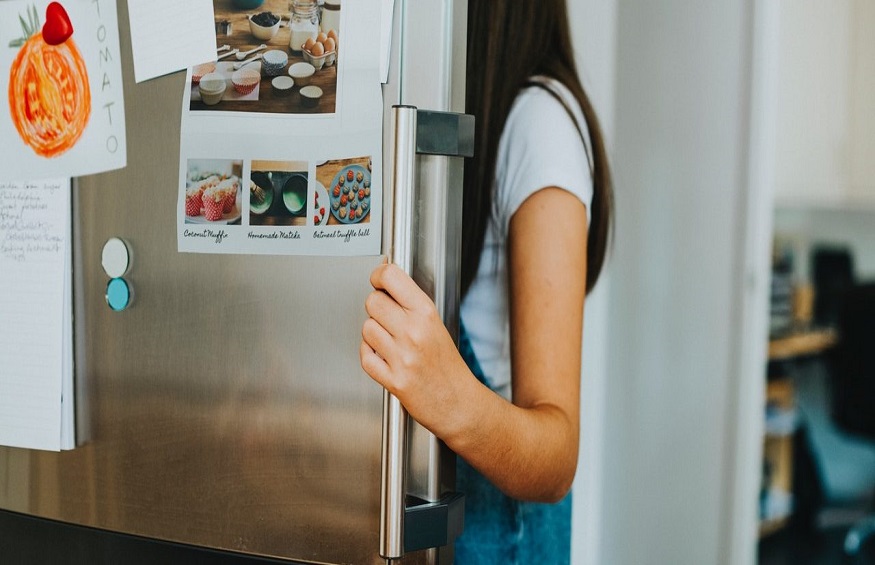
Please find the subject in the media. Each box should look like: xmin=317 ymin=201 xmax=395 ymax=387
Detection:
xmin=0 ymin=1 xmax=870 ymax=564
xmin=565 ymin=0 xmax=874 ymax=564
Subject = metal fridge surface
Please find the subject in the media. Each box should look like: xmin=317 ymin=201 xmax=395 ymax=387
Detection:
xmin=3 ymin=69 xmax=387 ymax=565
xmin=0 ymin=0 xmax=468 ymax=563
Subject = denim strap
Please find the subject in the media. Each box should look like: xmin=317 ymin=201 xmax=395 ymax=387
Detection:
xmin=454 ymin=322 xmax=572 ymax=565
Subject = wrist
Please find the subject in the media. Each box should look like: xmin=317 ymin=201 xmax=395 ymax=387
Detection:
xmin=435 ymin=361 xmax=496 ymax=455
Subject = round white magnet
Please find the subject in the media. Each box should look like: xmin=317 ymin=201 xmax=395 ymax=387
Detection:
xmin=101 ymin=238 xmax=130 ymax=278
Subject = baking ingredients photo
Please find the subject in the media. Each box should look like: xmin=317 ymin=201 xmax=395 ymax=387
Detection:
xmin=188 ymin=0 xmax=340 ymax=115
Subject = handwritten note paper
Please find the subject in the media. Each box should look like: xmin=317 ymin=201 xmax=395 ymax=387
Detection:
xmin=0 ymin=179 xmax=74 ymax=451
xmin=128 ymin=0 xmax=217 ymax=83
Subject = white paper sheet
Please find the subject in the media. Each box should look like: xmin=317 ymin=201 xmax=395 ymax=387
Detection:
xmin=127 ymin=0 xmax=217 ymax=83
xmin=176 ymin=0 xmax=384 ymax=257
xmin=381 ymin=0 xmax=395 ymax=83
xmin=0 ymin=179 xmax=74 ymax=452
xmin=0 ymin=0 xmax=126 ymax=180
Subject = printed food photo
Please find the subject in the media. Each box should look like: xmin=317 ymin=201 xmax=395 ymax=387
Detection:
xmin=184 ymin=159 xmax=243 ymax=225
xmin=316 ymin=156 xmax=373 ymax=226
xmin=249 ymin=159 xmax=309 ymax=226
xmin=189 ymin=0 xmax=340 ymax=115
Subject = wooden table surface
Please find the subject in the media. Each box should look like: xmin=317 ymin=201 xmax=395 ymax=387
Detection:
xmin=768 ymin=327 xmax=838 ymax=361
xmin=190 ymin=0 xmax=337 ymax=115
xmin=315 ymin=157 xmax=372 ymax=226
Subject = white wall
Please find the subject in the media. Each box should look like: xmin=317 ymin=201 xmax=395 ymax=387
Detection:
xmin=567 ymin=1 xmax=617 ymax=564
xmin=597 ymin=1 xmax=769 ymax=564
xmin=774 ymin=0 xmax=853 ymax=203
xmin=849 ymin=0 xmax=875 ymax=197
xmin=566 ymin=2 xmax=781 ymax=563
xmin=774 ymin=0 xmax=875 ymax=205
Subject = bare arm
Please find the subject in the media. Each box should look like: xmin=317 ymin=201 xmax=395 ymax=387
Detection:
xmin=360 ymin=187 xmax=587 ymax=502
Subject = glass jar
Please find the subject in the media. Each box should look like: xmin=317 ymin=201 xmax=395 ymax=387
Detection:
xmin=289 ymin=0 xmax=319 ymax=52
xmin=322 ymin=0 xmax=340 ymax=35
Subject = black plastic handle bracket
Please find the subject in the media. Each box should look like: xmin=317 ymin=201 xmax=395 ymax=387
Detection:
xmin=403 ymin=492 xmax=465 ymax=553
xmin=415 ymin=111 xmax=475 ymax=158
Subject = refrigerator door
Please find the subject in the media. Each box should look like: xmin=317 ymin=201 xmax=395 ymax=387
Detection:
xmin=380 ymin=2 xmax=468 ymax=564
xmin=0 ymin=1 xmax=467 ymax=564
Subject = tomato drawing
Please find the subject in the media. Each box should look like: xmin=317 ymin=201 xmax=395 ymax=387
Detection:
xmin=8 ymin=3 xmax=91 ymax=158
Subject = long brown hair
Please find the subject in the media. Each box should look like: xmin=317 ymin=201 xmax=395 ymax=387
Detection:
xmin=462 ymin=0 xmax=613 ymax=297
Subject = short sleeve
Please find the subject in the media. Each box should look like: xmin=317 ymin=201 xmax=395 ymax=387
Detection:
xmin=493 ymin=81 xmax=594 ymax=237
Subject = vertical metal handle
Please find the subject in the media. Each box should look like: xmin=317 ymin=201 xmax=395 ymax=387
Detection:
xmin=380 ymin=105 xmax=418 ymax=560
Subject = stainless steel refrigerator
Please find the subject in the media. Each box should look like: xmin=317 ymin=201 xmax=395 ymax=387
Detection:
xmin=0 ymin=1 xmax=469 ymax=563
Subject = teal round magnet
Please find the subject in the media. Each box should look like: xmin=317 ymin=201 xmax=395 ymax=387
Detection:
xmin=106 ymin=278 xmax=131 ymax=312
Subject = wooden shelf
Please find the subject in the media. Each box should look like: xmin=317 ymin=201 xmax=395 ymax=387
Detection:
xmin=768 ymin=328 xmax=837 ymax=361
xmin=774 ymin=193 xmax=875 ymax=213
xmin=759 ymin=516 xmax=790 ymax=539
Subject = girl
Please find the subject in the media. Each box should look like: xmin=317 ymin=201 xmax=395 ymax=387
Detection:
xmin=360 ymin=1 xmax=613 ymax=562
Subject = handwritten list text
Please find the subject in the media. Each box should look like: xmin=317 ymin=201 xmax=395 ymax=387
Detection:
xmin=0 ymin=178 xmax=72 ymax=451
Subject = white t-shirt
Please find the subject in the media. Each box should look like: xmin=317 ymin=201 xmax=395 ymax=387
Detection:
xmin=459 ymin=77 xmax=594 ymax=400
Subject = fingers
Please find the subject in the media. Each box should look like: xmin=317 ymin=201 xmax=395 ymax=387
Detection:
xmin=362 ymin=317 xmax=395 ymax=365
xmin=362 ymin=263 xmax=440 ymax=400
xmin=360 ymin=340 xmax=392 ymax=388
xmin=364 ymin=290 xmax=407 ymax=337
xmin=370 ymin=263 xmax=428 ymax=311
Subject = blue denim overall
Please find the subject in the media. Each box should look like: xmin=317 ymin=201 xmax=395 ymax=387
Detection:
xmin=454 ymin=323 xmax=572 ymax=564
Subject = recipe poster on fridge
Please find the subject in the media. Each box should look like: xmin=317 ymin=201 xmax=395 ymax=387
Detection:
xmin=177 ymin=0 xmax=382 ymax=256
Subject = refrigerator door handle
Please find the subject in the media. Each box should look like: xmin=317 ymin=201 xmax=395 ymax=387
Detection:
xmin=380 ymin=105 xmax=418 ymax=560
xmin=380 ymin=106 xmax=473 ymax=561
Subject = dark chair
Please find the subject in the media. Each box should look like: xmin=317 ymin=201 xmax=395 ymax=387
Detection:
xmin=812 ymin=246 xmax=855 ymax=327
xmin=828 ymin=282 xmax=875 ymax=556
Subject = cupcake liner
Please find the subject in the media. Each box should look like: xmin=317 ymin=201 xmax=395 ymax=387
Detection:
xmin=232 ymin=69 xmax=261 ymax=95
xmin=222 ymin=189 xmax=237 ymax=213
xmin=203 ymin=195 xmax=224 ymax=221
xmin=185 ymin=194 xmax=202 ymax=217
xmin=233 ymin=81 xmax=258 ymax=95
xmin=192 ymin=63 xmax=216 ymax=85
xmin=263 ymin=63 xmax=286 ymax=77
